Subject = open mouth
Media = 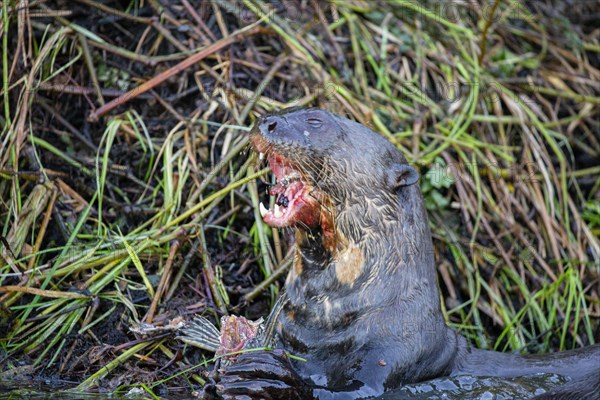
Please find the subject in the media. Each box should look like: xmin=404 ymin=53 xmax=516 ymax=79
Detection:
xmin=257 ymin=152 xmax=315 ymax=228
xmin=246 ymin=119 xmax=327 ymax=231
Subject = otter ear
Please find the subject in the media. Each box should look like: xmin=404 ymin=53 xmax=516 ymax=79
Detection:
xmin=389 ymin=164 xmax=419 ymax=189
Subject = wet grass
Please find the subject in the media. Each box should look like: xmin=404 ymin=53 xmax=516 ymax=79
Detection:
xmin=0 ymin=0 xmax=599 ymax=395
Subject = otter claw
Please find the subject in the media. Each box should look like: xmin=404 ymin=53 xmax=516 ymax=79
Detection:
xmin=215 ymin=350 xmax=312 ymax=400
xmin=220 ymin=350 xmax=293 ymax=377
xmin=219 ymin=379 xmax=293 ymax=399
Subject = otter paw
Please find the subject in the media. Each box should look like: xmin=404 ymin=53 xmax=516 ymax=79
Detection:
xmin=216 ymin=350 xmax=312 ymax=400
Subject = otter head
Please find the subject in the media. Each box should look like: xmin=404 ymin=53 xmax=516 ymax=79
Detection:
xmin=249 ymin=108 xmax=419 ymax=253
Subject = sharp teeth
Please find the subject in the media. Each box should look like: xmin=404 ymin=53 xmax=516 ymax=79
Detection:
xmin=259 ymin=152 xmax=265 ymax=160
xmin=259 ymin=202 xmax=268 ymax=218
xmin=274 ymin=204 xmax=283 ymax=218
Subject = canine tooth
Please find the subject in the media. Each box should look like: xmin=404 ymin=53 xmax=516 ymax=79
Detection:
xmin=259 ymin=202 xmax=268 ymax=218
xmin=259 ymin=152 xmax=265 ymax=160
xmin=274 ymin=204 xmax=283 ymax=218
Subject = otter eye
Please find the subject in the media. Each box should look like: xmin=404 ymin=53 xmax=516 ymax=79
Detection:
xmin=306 ymin=118 xmax=323 ymax=128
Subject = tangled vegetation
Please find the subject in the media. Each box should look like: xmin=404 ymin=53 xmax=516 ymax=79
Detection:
xmin=0 ymin=0 xmax=598 ymax=396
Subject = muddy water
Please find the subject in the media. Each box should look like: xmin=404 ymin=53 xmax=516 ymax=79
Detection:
xmin=0 ymin=381 xmax=188 ymax=399
xmin=375 ymin=373 xmax=568 ymax=400
xmin=2 ymin=372 xmax=569 ymax=399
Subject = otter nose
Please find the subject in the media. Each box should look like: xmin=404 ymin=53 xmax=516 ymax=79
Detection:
xmin=259 ymin=115 xmax=284 ymax=136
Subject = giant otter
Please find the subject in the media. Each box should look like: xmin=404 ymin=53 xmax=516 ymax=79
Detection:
xmin=211 ymin=108 xmax=600 ymax=399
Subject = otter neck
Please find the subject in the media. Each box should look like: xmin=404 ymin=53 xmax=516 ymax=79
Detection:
xmin=286 ymin=186 xmax=444 ymax=324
